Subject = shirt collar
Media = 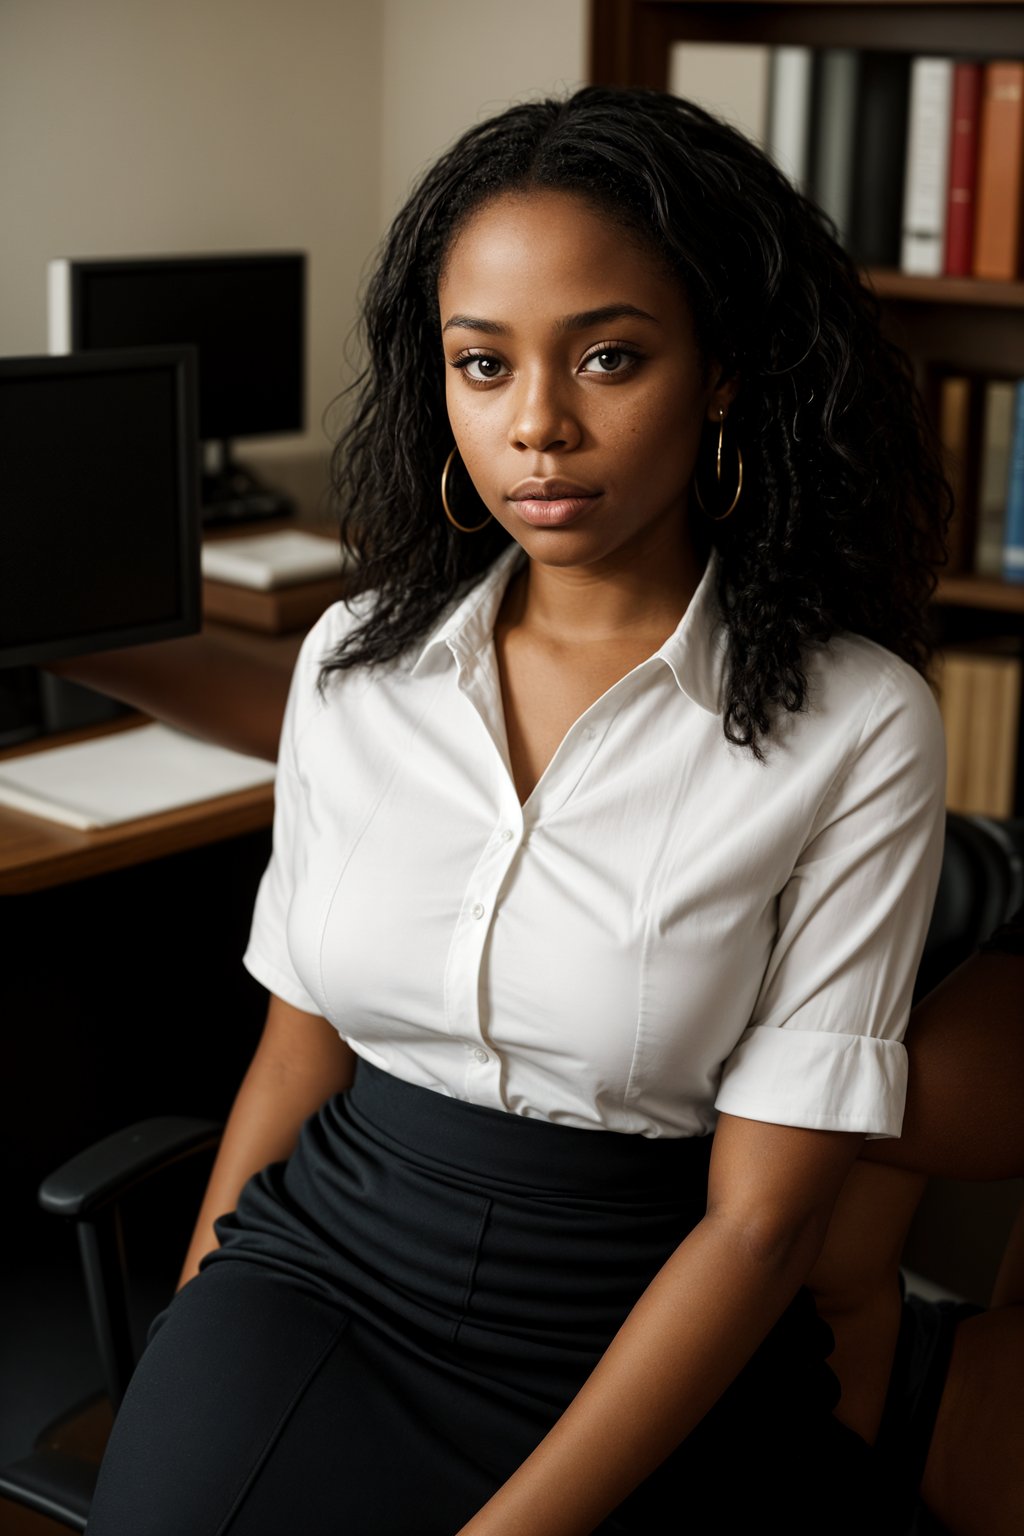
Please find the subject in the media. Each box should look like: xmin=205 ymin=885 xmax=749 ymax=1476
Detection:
xmin=410 ymin=543 xmax=525 ymax=678
xmin=654 ymin=548 xmax=727 ymax=715
xmin=410 ymin=541 xmax=727 ymax=716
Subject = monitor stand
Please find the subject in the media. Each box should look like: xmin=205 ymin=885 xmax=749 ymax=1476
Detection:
xmin=5 ymin=669 xmax=136 ymax=748
xmin=201 ymin=440 xmax=296 ymax=528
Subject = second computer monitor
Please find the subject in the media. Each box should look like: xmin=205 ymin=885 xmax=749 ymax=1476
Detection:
xmin=48 ymin=251 xmax=305 ymax=446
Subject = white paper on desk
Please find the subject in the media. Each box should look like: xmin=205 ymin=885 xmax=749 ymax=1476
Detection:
xmin=0 ymin=723 xmax=276 ymax=830
xmin=201 ymin=530 xmax=346 ymax=590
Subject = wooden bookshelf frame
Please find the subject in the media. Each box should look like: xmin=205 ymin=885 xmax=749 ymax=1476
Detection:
xmin=591 ymin=2 xmax=1024 ymax=90
xmin=588 ymin=5 xmax=1024 ymax=359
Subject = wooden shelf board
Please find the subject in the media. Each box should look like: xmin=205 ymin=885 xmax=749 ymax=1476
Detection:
xmin=934 ymin=576 xmax=1024 ymax=613
xmin=867 ymin=271 xmax=1024 ymax=307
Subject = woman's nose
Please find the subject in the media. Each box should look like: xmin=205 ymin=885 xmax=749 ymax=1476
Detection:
xmin=507 ymin=374 xmax=582 ymax=454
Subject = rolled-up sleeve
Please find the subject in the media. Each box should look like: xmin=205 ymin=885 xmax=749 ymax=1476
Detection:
xmin=241 ymin=612 xmax=333 ymax=1014
xmin=715 ymin=662 xmax=947 ymax=1138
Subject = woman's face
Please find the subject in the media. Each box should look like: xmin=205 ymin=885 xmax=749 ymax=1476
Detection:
xmin=438 ymin=188 xmax=735 ymax=574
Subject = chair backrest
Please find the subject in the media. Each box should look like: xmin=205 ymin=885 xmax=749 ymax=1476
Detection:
xmin=914 ymin=812 xmax=1024 ymax=1003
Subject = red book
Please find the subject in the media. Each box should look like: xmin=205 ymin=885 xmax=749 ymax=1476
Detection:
xmin=973 ymin=61 xmax=1024 ymax=280
xmin=943 ymin=62 xmax=982 ymax=276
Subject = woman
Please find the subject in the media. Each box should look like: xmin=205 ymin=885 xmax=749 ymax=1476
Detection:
xmin=85 ymin=88 xmax=949 ymax=1535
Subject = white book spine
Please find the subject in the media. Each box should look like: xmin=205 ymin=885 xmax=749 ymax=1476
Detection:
xmin=768 ymin=46 xmax=813 ymax=191
xmin=900 ymin=58 xmax=955 ymax=276
xmin=47 ymin=259 xmax=70 ymax=354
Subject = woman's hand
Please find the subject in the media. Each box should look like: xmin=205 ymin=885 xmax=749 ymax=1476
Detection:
xmin=456 ymin=1113 xmax=865 ymax=1536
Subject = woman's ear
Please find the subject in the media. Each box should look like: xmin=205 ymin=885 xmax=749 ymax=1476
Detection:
xmin=706 ymin=364 xmax=740 ymax=422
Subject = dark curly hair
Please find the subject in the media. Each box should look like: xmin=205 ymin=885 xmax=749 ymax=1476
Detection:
xmin=324 ymin=85 xmax=950 ymax=758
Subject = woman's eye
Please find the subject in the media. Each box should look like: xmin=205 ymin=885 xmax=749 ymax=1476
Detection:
xmin=580 ymin=348 xmax=636 ymax=374
xmin=459 ymin=355 xmax=507 ymax=381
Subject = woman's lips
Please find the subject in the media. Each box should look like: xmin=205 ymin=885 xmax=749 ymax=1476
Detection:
xmin=507 ymin=484 xmax=602 ymax=527
xmin=509 ymin=495 xmax=599 ymax=526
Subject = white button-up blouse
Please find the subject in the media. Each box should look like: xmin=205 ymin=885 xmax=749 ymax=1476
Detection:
xmin=243 ymin=544 xmax=946 ymax=1140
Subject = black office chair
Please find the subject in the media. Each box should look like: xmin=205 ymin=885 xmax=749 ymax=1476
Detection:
xmin=2 ymin=811 xmax=1022 ymax=1532
xmin=913 ymin=812 xmax=1024 ymax=1003
xmin=0 ymin=1118 xmax=222 ymax=1530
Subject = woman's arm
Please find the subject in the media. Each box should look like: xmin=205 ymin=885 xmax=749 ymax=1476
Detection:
xmin=175 ymin=992 xmax=357 ymax=1290
xmin=457 ymin=1113 xmax=864 ymax=1536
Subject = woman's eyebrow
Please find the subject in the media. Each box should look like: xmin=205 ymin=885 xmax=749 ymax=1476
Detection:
xmin=555 ymin=303 xmax=658 ymax=333
xmin=441 ymin=303 xmax=658 ymax=336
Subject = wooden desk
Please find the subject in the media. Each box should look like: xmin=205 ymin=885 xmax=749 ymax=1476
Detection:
xmin=2 ymin=494 xmax=343 ymax=894
xmin=0 ymin=718 xmax=273 ymax=895
xmin=0 ymin=620 xmax=305 ymax=896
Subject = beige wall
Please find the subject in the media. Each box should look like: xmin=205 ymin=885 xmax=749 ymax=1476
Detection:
xmin=0 ymin=0 xmax=587 ymax=465
xmin=0 ymin=0 xmax=383 ymax=460
xmin=379 ymin=0 xmax=587 ymax=227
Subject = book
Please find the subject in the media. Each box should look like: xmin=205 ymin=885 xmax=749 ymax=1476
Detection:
xmin=809 ymin=49 xmax=861 ymax=246
xmin=200 ymin=530 xmax=345 ymax=591
xmin=767 ymin=46 xmax=813 ymax=191
xmin=938 ymin=648 xmax=1022 ymax=816
xmin=1005 ymin=379 xmax=1024 ymax=583
xmin=202 ymin=573 xmax=346 ymax=634
xmin=975 ymin=381 xmax=1016 ymax=576
xmin=943 ymin=62 xmax=983 ymax=277
xmin=668 ymin=42 xmax=771 ymax=146
xmin=848 ymin=51 xmax=911 ymax=270
xmin=973 ymin=61 xmax=1024 ymax=281
xmin=967 ymin=654 xmax=1021 ymax=816
xmin=936 ymin=375 xmax=982 ymax=574
xmin=901 ymin=57 xmax=954 ymax=276
xmin=0 ymin=722 xmax=276 ymax=830
xmin=937 ymin=650 xmax=972 ymax=809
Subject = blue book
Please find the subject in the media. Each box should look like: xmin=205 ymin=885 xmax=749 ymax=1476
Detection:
xmin=1005 ymin=380 xmax=1024 ymax=584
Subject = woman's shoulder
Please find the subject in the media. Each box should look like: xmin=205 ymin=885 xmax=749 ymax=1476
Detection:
xmin=278 ymin=594 xmax=379 ymax=748
xmin=294 ymin=588 xmax=395 ymax=686
xmin=803 ymin=630 xmax=943 ymax=751
xmin=765 ymin=632 xmax=946 ymax=818
xmin=304 ymin=590 xmax=376 ymax=654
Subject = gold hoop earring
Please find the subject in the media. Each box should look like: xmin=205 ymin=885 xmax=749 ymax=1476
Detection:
xmin=693 ymin=409 xmax=743 ymax=522
xmin=442 ymin=447 xmax=492 ymax=533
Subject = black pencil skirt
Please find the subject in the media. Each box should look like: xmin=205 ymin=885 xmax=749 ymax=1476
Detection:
xmin=85 ymin=1059 xmax=884 ymax=1535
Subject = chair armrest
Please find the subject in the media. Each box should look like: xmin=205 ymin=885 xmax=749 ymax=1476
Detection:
xmin=38 ymin=1117 xmax=222 ymax=1219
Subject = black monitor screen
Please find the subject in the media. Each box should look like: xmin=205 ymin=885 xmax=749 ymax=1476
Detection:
xmin=54 ymin=253 xmax=305 ymax=443
xmin=0 ymin=348 xmax=200 ymax=667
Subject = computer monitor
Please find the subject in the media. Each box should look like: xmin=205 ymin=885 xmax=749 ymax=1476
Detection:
xmin=0 ymin=347 xmax=200 ymax=670
xmin=48 ymin=251 xmax=306 ymax=524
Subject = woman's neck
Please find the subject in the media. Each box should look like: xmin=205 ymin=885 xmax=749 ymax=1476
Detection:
xmin=504 ymin=527 xmax=709 ymax=650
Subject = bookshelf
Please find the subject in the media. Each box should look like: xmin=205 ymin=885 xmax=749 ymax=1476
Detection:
xmin=589 ymin=0 xmax=1024 ymax=815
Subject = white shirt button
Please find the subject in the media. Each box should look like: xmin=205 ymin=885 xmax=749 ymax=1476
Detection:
xmin=471 ymin=902 xmax=485 ymax=919
xmin=583 ymin=726 xmax=597 ymax=740
xmin=472 ymin=1047 xmax=489 ymax=1064
xmin=500 ymin=829 xmax=514 ymax=843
